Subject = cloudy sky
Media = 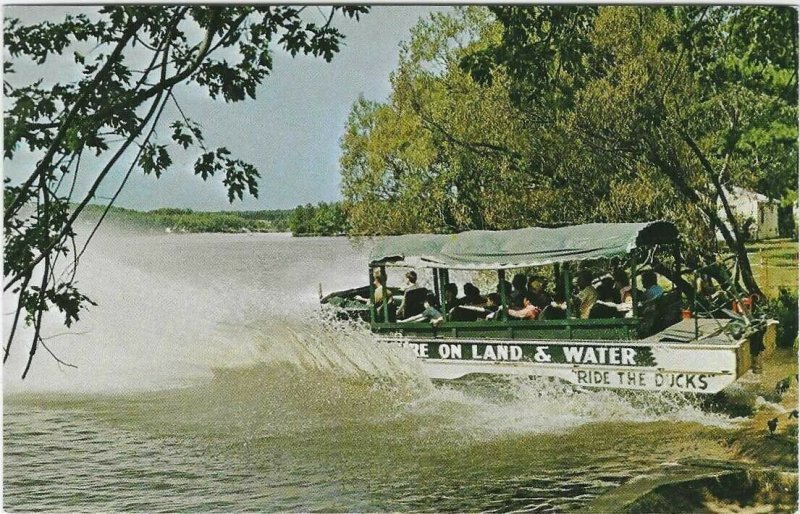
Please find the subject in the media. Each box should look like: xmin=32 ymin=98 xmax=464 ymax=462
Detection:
xmin=4 ymin=6 xmax=446 ymax=211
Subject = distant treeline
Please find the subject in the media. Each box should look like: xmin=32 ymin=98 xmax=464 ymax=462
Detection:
xmin=81 ymin=204 xmax=293 ymax=233
xmin=80 ymin=203 xmax=350 ymax=235
xmin=288 ymin=202 xmax=349 ymax=236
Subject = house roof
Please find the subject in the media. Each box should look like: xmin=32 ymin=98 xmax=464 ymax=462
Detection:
xmin=728 ymin=186 xmax=777 ymax=204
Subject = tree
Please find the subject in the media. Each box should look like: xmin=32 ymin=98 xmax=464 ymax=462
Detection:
xmin=341 ymin=7 xmax=550 ymax=235
xmin=340 ymin=7 xmax=712 ymax=239
xmin=3 ymin=5 xmax=368 ymax=377
xmin=462 ymin=6 xmax=798 ymax=296
xmin=289 ymin=202 xmax=349 ymax=236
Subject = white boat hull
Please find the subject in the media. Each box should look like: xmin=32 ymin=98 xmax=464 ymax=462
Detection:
xmin=378 ymin=335 xmax=751 ymax=394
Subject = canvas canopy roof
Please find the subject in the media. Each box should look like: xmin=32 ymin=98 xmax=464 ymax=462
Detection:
xmin=368 ymin=221 xmax=678 ymax=270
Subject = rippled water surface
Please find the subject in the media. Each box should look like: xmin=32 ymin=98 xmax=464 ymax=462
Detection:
xmin=4 ymin=230 xmax=738 ymax=512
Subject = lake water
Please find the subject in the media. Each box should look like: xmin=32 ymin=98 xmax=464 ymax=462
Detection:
xmin=4 ymin=231 xmax=740 ymax=512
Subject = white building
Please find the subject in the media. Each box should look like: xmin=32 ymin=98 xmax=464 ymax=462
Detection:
xmin=719 ymin=186 xmax=780 ymax=240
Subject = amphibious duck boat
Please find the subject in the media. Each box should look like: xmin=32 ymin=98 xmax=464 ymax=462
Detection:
xmin=322 ymin=222 xmax=761 ymax=394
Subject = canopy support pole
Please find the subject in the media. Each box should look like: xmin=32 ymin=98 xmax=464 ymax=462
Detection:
xmin=553 ymin=263 xmax=561 ymax=298
xmin=673 ymin=241 xmax=682 ymax=296
xmin=563 ymin=265 xmax=573 ymax=318
xmin=380 ymin=265 xmax=389 ymax=323
xmin=438 ymin=268 xmax=449 ymax=322
xmin=432 ymin=267 xmax=440 ymax=306
xmin=498 ymin=269 xmax=508 ymax=321
xmin=631 ymin=253 xmax=639 ymax=318
xmin=368 ymin=267 xmax=376 ymax=323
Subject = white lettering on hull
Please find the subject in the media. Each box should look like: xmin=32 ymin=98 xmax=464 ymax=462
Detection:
xmin=563 ymin=346 xmax=636 ymax=365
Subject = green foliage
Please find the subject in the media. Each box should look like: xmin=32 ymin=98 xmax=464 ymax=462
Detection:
xmin=462 ymin=6 xmax=797 ymax=293
xmin=3 ymin=5 xmax=368 ymax=376
xmin=763 ymin=288 xmax=799 ymax=348
xmin=341 ymin=6 xmax=797 ymax=297
xmin=289 ymin=202 xmax=349 ymax=236
xmin=80 ymin=204 xmax=293 ymax=233
xmin=341 ymin=7 xmax=546 ymax=235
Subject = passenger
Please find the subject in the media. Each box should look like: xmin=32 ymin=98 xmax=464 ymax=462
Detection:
xmin=482 ymin=293 xmax=501 ymax=320
xmin=508 ymin=293 xmax=540 ymax=320
xmin=443 ymin=283 xmax=460 ymax=308
xmin=527 ymin=275 xmax=553 ymax=310
xmin=589 ymin=285 xmax=623 ymax=319
xmin=397 ymin=270 xmax=425 ymax=318
xmin=574 ymin=269 xmax=599 ymax=319
xmin=496 ymin=279 xmax=512 ymax=302
xmin=356 ymin=273 xmax=391 ymax=305
xmin=399 ymin=292 xmax=443 ymax=325
xmin=598 ymin=275 xmax=619 ymax=303
xmin=540 ymin=292 xmax=567 ymax=320
xmin=509 ymin=273 xmax=528 ymax=309
xmin=641 ymin=270 xmax=664 ymax=302
xmin=595 ymin=276 xmax=617 ymax=306
xmin=355 ymin=273 xmax=395 ymax=321
xmin=460 ymin=282 xmax=485 ymax=306
xmin=613 ymin=269 xmax=633 ymax=304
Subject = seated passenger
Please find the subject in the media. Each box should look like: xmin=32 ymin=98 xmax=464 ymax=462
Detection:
xmin=496 ymin=279 xmax=512 ymax=293
xmin=574 ymin=270 xmax=598 ymax=319
xmin=443 ymin=283 xmax=460 ymax=308
xmin=449 ymin=284 xmax=488 ymax=321
xmin=448 ymin=305 xmax=484 ymax=322
xmin=483 ymin=293 xmax=501 ymax=319
xmin=509 ymin=273 xmax=528 ymax=310
xmin=540 ymin=292 xmax=567 ymax=320
xmin=508 ymin=294 xmax=540 ymax=320
xmin=460 ymin=282 xmax=485 ymax=306
xmin=355 ymin=273 xmax=395 ymax=322
xmin=613 ymin=269 xmax=633 ymax=304
xmin=589 ymin=286 xmax=623 ymax=319
xmin=641 ymin=270 xmax=664 ymax=303
xmin=399 ymin=292 xmax=443 ymax=325
xmin=527 ymin=275 xmax=553 ymax=310
xmin=598 ymin=275 xmax=619 ymax=303
xmin=397 ymin=270 xmax=426 ymax=318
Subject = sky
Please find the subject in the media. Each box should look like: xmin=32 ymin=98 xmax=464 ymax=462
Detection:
xmin=4 ymin=6 xmax=448 ymax=211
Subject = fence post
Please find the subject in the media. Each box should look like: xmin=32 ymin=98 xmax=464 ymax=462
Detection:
xmin=760 ymin=249 xmax=769 ymax=294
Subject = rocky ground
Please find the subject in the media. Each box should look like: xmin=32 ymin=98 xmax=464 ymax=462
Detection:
xmin=587 ymin=347 xmax=798 ymax=513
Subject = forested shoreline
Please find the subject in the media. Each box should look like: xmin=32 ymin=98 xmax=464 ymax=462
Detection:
xmin=80 ymin=202 xmax=350 ymax=235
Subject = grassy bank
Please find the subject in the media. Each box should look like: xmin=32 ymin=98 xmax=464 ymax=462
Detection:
xmin=746 ymin=238 xmax=798 ymax=297
xmin=80 ymin=204 xmax=292 ymax=233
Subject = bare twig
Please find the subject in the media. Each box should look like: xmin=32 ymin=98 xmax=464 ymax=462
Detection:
xmin=39 ymin=339 xmax=78 ymax=370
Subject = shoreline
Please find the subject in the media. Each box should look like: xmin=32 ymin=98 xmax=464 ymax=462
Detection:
xmin=587 ymin=347 xmax=799 ymax=512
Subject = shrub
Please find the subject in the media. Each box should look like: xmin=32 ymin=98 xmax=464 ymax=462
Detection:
xmin=764 ymin=287 xmax=799 ymax=348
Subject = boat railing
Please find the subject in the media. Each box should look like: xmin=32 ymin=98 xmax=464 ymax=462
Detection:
xmin=372 ymin=316 xmax=641 ymax=341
